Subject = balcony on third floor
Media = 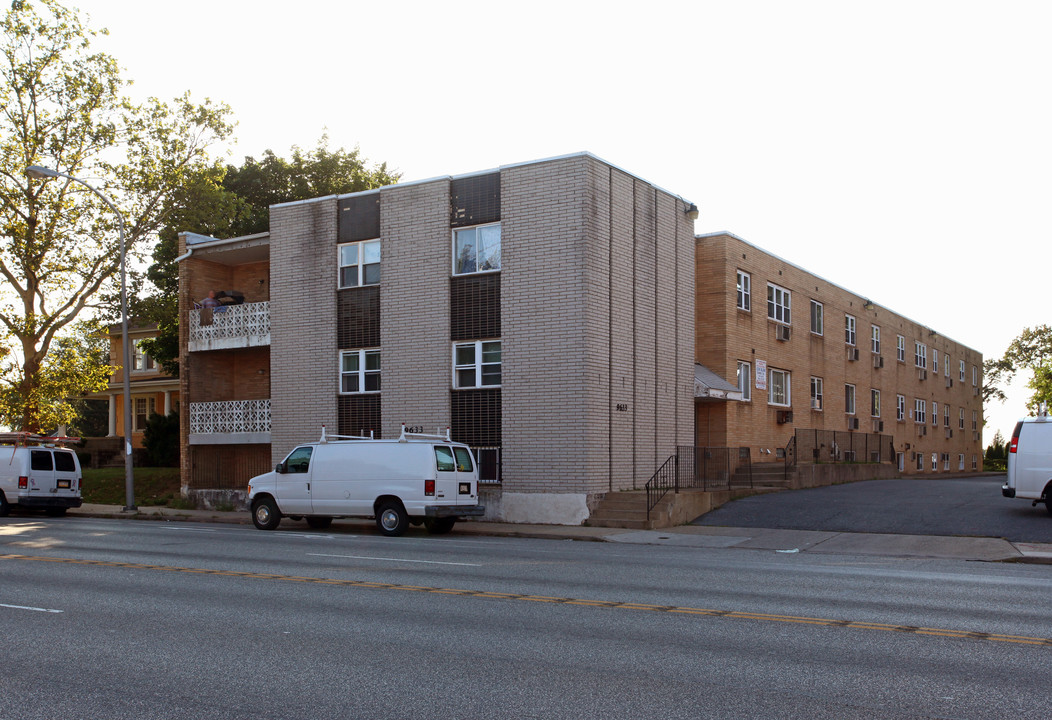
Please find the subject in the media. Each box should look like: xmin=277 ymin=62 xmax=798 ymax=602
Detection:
xmin=189 ymin=399 xmax=271 ymax=445
xmin=189 ymin=301 xmax=270 ymax=352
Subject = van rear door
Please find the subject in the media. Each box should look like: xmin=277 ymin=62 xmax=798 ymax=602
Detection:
xmin=52 ymin=450 xmax=80 ymax=501
xmin=28 ymin=449 xmax=56 ymax=498
xmin=452 ymin=446 xmax=479 ymax=506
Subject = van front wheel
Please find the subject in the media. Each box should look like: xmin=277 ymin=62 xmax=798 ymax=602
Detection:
xmin=376 ymin=501 xmax=408 ymax=537
xmin=252 ymin=497 xmax=281 ymax=530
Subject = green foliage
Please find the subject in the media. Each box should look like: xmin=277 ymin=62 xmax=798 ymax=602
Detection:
xmin=142 ymin=410 xmax=179 ymax=467
xmin=992 ymin=325 xmax=1052 ymax=413
xmin=0 ymin=0 xmax=233 ymax=431
xmin=984 ymin=430 xmax=1006 ymax=461
xmin=140 ymin=135 xmax=400 ymax=374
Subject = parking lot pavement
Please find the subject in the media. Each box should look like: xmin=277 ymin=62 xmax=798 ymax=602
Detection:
xmin=693 ymin=474 xmax=1052 ymax=544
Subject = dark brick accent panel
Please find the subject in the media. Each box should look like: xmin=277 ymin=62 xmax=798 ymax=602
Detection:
xmin=338 ymin=193 xmax=381 ymax=243
xmin=450 ymin=274 xmax=501 ymax=341
xmin=451 ymin=173 xmax=500 ymax=228
xmin=338 ymin=286 xmax=381 ymax=348
xmin=450 ymin=388 xmax=501 ymax=446
xmin=338 ymin=394 xmax=382 ymax=438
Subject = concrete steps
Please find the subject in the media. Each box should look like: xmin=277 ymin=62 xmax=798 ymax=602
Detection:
xmin=587 ymin=486 xmax=783 ymax=530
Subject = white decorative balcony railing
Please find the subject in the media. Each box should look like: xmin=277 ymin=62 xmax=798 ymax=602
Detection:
xmin=189 ymin=301 xmax=270 ymax=351
xmin=190 ymin=399 xmax=271 ymax=435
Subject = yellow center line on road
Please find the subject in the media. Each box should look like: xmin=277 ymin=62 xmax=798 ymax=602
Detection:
xmin=4 ymin=552 xmax=1050 ymax=647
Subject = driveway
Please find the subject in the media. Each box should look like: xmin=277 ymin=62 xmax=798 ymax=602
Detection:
xmin=693 ymin=475 xmax=1052 ymax=544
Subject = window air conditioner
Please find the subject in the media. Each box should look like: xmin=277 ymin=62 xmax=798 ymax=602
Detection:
xmin=918 ymin=369 xmax=927 ymax=380
xmin=946 ymin=428 xmax=953 ymax=439
xmin=847 ymin=347 xmax=859 ymax=362
xmin=875 ymin=420 xmax=884 ymax=433
xmin=776 ymin=325 xmax=791 ymax=341
xmin=946 ymin=377 xmax=953 ymax=388
xmin=777 ymin=409 xmax=794 ymax=424
xmin=873 ymin=355 xmax=884 ymax=369
xmin=848 ymin=417 xmax=859 ymax=430
xmin=811 ymin=399 xmax=821 ymax=410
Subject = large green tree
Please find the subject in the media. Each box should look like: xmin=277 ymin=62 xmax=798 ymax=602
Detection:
xmin=0 ymin=0 xmax=233 ymax=431
xmin=988 ymin=325 xmax=1052 ymax=413
xmin=138 ymin=136 xmax=399 ymax=375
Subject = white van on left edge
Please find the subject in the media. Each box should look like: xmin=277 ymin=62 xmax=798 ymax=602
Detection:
xmin=247 ymin=425 xmax=485 ymax=536
xmin=0 ymin=434 xmax=84 ymax=517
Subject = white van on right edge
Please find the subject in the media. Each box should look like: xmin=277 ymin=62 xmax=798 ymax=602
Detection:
xmin=1002 ymin=404 xmax=1052 ymax=516
xmin=247 ymin=425 xmax=485 ymax=536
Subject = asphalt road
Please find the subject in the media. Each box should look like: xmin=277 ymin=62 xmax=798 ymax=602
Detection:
xmin=2 ymin=516 xmax=1052 ymax=719
xmin=695 ymin=474 xmax=1052 ymax=543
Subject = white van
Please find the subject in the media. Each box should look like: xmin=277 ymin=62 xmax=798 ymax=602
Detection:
xmin=0 ymin=435 xmax=83 ymax=517
xmin=247 ymin=426 xmax=485 ymax=535
xmin=1002 ymin=405 xmax=1052 ymax=515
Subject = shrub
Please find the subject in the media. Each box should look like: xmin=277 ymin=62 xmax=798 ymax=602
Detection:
xmin=142 ymin=411 xmax=180 ymax=467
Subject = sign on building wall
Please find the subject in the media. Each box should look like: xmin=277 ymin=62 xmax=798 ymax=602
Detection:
xmin=755 ymin=359 xmax=767 ymax=390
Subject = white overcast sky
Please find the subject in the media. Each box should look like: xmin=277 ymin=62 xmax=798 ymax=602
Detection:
xmin=72 ymin=0 xmax=1050 ymax=444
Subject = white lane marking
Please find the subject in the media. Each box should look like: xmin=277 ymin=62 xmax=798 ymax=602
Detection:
xmin=159 ymin=527 xmax=218 ymax=533
xmin=308 ymin=553 xmax=481 ymax=567
xmin=1 ymin=602 xmax=63 ymax=614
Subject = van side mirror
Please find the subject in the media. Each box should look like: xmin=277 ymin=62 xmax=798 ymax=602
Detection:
xmin=275 ymin=462 xmax=285 ymax=474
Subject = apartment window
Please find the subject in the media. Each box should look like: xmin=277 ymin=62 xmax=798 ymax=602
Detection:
xmin=972 ymin=455 xmax=978 ymax=471
xmin=943 ymin=453 xmax=951 ymax=471
xmin=133 ymin=341 xmax=155 ymax=372
xmin=845 ymin=384 xmax=856 ymax=414
xmin=972 ymin=410 xmax=978 ymax=430
xmin=871 ymin=389 xmax=880 ymax=418
xmin=958 ymin=454 xmax=965 ymax=471
xmin=810 ymin=300 xmax=823 ymax=335
xmin=932 ymin=402 xmax=938 ymax=426
xmin=914 ymin=399 xmax=926 ymax=424
xmin=932 ymin=349 xmax=939 ymax=374
xmin=810 ymin=377 xmax=823 ymax=410
xmin=959 ymin=360 xmax=965 ymax=381
xmin=737 ymin=361 xmax=752 ymax=401
xmin=972 ymin=365 xmax=978 ymax=386
xmin=768 ymin=368 xmax=791 ymax=407
xmin=454 ymin=340 xmax=502 ymax=388
xmin=897 ymin=335 xmax=905 ymax=362
xmin=845 ymin=315 xmax=856 ymax=346
xmin=871 ymin=325 xmax=880 ymax=354
xmin=944 ymin=404 xmax=950 ymax=427
xmin=932 ymin=453 xmax=938 ymax=472
xmin=767 ymin=283 xmax=791 ymax=324
xmin=916 ymin=453 xmax=924 ymax=471
xmin=338 ymin=239 xmax=381 ymax=288
xmin=133 ymin=397 xmax=155 ymax=432
xmin=454 ymin=223 xmax=501 ymax=275
xmin=896 ymin=394 xmax=905 ymax=421
xmin=914 ymin=341 xmax=927 ymax=369
xmin=736 ymin=271 xmax=751 ymax=311
xmin=339 ymin=349 xmax=381 ymax=393
xmin=959 ymin=408 xmax=965 ymax=430
xmin=944 ymin=355 xmax=950 ymax=377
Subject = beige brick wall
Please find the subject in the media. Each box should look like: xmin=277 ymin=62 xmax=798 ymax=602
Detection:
xmin=379 ymin=179 xmax=452 ymax=435
xmin=695 ymin=232 xmax=984 ymax=472
xmin=269 ymin=199 xmax=339 ymax=460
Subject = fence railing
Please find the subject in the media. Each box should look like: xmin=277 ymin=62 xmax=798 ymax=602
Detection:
xmin=645 ymin=446 xmax=753 ymax=519
xmin=189 ymin=301 xmax=270 ymax=349
xmin=791 ymin=429 xmax=895 ymax=465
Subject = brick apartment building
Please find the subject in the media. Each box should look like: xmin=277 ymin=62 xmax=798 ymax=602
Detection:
xmin=175 ymin=153 xmax=982 ymax=524
xmin=695 ymin=232 xmax=984 ymax=473
xmin=177 ymin=153 xmax=696 ymax=523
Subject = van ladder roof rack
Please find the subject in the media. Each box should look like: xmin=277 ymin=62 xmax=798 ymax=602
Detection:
xmin=318 ymin=425 xmax=374 ymax=443
xmin=0 ymin=432 xmax=81 ymax=447
xmin=398 ymin=423 xmax=452 ymax=443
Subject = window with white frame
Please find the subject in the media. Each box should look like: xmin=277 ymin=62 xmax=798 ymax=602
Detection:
xmin=914 ymin=341 xmax=927 ymax=369
xmin=959 ymin=408 xmax=965 ymax=430
xmin=871 ymin=325 xmax=880 ymax=354
xmin=944 ymin=404 xmax=950 ymax=427
xmin=454 ymin=223 xmax=501 ymax=275
xmin=454 ymin=340 xmax=502 ymax=388
xmin=133 ymin=396 xmax=155 ymax=432
xmin=737 ymin=361 xmax=751 ymax=401
xmin=736 ymin=271 xmax=751 ymax=311
xmin=767 ymin=283 xmax=791 ymax=324
xmin=959 ymin=359 xmax=965 ymax=381
xmin=338 ymin=239 xmax=381 ymax=288
xmin=871 ymin=389 xmax=880 ymax=417
xmin=972 ymin=410 xmax=978 ymax=430
xmin=768 ymin=368 xmax=791 ymax=406
xmin=896 ymin=394 xmax=905 ymax=421
xmin=932 ymin=349 xmax=939 ymax=374
xmin=845 ymin=384 xmax=856 ymax=414
xmin=972 ymin=365 xmax=978 ymax=386
xmin=845 ymin=315 xmax=856 ymax=346
xmin=932 ymin=453 xmax=938 ymax=472
xmin=932 ymin=401 xmax=938 ymax=426
xmin=914 ymin=398 xmax=926 ymax=424
xmin=944 ymin=355 xmax=950 ymax=377
xmin=972 ymin=454 xmax=978 ymax=470
xmin=133 ymin=340 xmax=155 ymax=372
xmin=810 ymin=376 xmax=823 ymax=410
xmin=897 ymin=335 xmax=905 ymax=362
xmin=810 ymin=300 xmax=823 ymax=335
xmin=943 ymin=453 xmax=950 ymax=471
xmin=339 ymin=349 xmax=381 ymax=393
xmin=916 ymin=453 xmax=924 ymax=471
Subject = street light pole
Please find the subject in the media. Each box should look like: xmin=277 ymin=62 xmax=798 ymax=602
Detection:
xmin=25 ymin=165 xmax=136 ymax=511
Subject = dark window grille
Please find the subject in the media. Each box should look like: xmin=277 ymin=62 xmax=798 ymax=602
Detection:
xmin=451 ymin=173 xmax=500 ymax=228
xmin=338 ymin=193 xmax=381 ymax=243
xmin=450 ymin=275 xmax=500 ymax=341
xmin=338 ymin=286 xmax=380 ymax=348
xmin=338 ymin=395 xmax=381 ymax=438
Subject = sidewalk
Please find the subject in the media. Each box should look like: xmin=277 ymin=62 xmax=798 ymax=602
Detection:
xmin=67 ymin=503 xmax=1052 ymax=564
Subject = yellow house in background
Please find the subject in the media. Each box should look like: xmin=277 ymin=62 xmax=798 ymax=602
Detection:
xmin=99 ymin=323 xmax=180 ymax=447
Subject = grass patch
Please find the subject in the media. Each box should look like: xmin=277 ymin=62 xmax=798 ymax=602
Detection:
xmin=81 ymin=467 xmax=182 ymax=506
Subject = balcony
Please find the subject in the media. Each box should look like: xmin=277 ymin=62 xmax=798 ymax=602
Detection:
xmin=189 ymin=399 xmax=271 ymax=445
xmin=189 ymin=301 xmax=270 ymax=351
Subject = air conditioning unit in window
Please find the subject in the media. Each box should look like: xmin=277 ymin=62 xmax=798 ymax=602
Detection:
xmin=847 ymin=347 xmax=859 ymax=362
xmin=973 ymin=387 xmax=979 ymax=396
xmin=918 ymin=369 xmax=927 ymax=380
xmin=946 ymin=428 xmax=953 ymax=439
xmin=873 ymin=355 xmax=884 ymax=369
xmin=777 ymin=410 xmax=794 ymax=424
xmin=918 ymin=425 xmax=927 ymax=436
xmin=776 ymin=325 xmax=791 ymax=342
xmin=946 ymin=377 xmax=953 ymax=388
xmin=873 ymin=420 xmax=884 ymax=433
xmin=848 ymin=417 xmax=859 ymax=430
xmin=811 ymin=399 xmax=822 ymax=410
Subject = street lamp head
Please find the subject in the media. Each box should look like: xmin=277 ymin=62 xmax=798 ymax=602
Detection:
xmin=26 ymin=165 xmax=60 ymax=180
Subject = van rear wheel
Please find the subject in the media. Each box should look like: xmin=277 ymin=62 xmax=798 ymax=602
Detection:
xmin=424 ymin=517 xmax=456 ymax=535
xmin=252 ymin=497 xmax=281 ymax=530
xmin=376 ymin=501 xmax=408 ymax=537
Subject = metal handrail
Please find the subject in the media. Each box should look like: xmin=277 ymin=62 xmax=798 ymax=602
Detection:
xmin=645 ymin=454 xmax=678 ymax=521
